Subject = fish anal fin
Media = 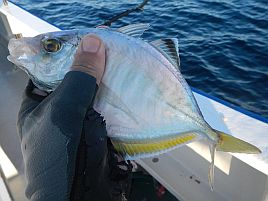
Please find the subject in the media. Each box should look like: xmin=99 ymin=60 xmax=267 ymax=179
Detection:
xmin=116 ymin=23 xmax=150 ymax=38
xmin=150 ymin=38 xmax=180 ymax=70
xmin=215 ymin=129 xmax=261 ymax=154
xmin=112 ymin=132 xmax=199 ymax=159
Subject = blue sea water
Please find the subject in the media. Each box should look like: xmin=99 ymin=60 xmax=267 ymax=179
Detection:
xmin=10 ymin=0 xmax=268 ymax=119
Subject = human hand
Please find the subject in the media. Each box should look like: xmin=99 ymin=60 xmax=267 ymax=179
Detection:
xmin=17 ymin=37 xmax=106 ymax=200
xmin=71 ymin=35 xmax=106 ymax=85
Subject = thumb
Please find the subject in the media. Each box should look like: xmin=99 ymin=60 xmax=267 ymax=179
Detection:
xmin=71 ymin=35 xmax=106 ymax=85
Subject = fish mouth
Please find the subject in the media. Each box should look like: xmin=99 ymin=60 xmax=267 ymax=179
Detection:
xmin=7 ymin=55 xmax=31 ymax=75
xmin=7 ymin=55 xmax=18 ymax=65
xmin=8 ymin=37 xmax=40 ymax=58
xmin=7 ymin=37 xmax=40 ymax=74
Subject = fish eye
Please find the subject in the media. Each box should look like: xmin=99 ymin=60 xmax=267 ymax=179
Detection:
xmin=42 ymin=38 xmax=62 ymax=53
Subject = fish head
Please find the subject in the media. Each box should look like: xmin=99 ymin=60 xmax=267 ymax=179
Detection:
xmin=7 ymin=30 xmax=82 ymax=91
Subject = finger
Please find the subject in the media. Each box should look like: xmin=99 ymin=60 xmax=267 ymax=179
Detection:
xmin=71 ymin=35 xmax=106 ymax=85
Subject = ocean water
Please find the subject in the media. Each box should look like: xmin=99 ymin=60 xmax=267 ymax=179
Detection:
xmin=10 ymin=0 xmax=268 ymax=119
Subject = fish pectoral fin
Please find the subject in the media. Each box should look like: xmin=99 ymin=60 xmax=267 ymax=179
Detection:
xmin=215 ymin=129 xmax=261 ymax=154
xmin=111 ymin=132 xmax=200 ymax=159
xmin=117 ymin=23 xmax=150 ymax=38
xmin=150 ymin=38 xmax=180 ymax=70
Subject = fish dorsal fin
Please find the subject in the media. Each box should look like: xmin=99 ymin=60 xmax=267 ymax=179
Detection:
xmin=150 ymin=38 xmax=181 ymax=70
xmin=117 ymin=23 xmax=150 ymax=38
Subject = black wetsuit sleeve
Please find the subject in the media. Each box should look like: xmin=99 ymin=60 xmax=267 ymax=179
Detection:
xmin=17 ymin=71 xmax=105 ymax=201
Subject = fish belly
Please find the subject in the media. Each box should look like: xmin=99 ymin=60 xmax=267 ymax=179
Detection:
xmin=93 ymin=33 xmax=204 ymax=158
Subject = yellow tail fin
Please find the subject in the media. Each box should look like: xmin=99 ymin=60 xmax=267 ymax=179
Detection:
xmin=215 ymin=129 xmax=261 ymax=154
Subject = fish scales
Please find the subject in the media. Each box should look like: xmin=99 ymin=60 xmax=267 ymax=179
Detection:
xmin=7 ymin=24 xmax=261 ymax=190
xmin=95 ymin=31 xmax=201 ymax=139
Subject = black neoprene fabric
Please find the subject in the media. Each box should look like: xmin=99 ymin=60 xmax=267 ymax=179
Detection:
xmin=17 ymin=71 xmax=111 ymax=201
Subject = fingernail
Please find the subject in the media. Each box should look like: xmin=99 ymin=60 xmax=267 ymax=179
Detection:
xmin=82 ymin=36 xmax=101 ymax=53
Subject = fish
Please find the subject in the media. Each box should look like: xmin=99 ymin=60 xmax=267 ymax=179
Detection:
xmin=7 ymin=23 xmax=261 ymax=190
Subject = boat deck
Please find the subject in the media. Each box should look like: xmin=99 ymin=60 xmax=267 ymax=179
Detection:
xmin=0 ymin=39 xmax=28 ymax=201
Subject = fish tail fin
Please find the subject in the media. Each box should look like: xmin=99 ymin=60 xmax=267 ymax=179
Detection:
xmin=207 ymin=129 xmax=261 ymax=191
xmin=208 ymin=142 xmax=216 ymax=191
xmin=215 ymin=129 xmax=261 ymax=154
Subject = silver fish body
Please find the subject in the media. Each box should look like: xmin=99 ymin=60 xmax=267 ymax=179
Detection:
xmin=8 ymin=25 xmax=214 ymax=143
xmin=7 ymin=24 xmax=261 ymax=189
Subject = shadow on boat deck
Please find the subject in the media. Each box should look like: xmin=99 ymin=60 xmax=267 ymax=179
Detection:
xmin=130 ymin=171 xmax=179 ymax=201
